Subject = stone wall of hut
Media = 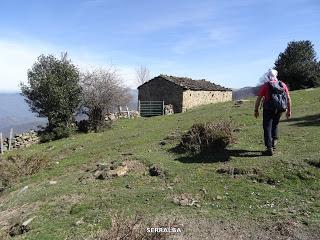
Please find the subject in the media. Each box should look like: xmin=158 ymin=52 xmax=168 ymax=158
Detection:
xmin=182 ymin=90 xmax=232 ymax=111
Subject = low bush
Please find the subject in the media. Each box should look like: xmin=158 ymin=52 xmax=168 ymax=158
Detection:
xmin=38 ymin=123 xmax=72 ymax=142
xmin=180 ymin=121 xmax=235 ymax=154
xmin=77 ymin=119 xmax=112 ymax=133
xmin=77 ymin=120 xmax=91 ymax=133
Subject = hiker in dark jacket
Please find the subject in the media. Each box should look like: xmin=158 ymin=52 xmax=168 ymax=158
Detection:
xmin=254 ymin=69 xmax=292 ymax=156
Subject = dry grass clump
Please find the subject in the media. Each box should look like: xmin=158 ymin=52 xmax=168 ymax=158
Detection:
xmin=0 ymin=153 xmax=50 ymax=189
xmin=180 ymin=121 xmax=235 ymax=154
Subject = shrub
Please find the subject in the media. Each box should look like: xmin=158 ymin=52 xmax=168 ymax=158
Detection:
xmin=180 ymin=121 xmax=235 ymax=154
xmin=38 ymin=123 xmax=72 ymax=142
xmin=77 ymin=120 xmax=91 ymax=133
xmin=76 ymin=119 xmax=112 ymax=133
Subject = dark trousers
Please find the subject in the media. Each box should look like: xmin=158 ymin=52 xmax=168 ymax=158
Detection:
xmin=263 ymin=109 xmax=282 ymax=148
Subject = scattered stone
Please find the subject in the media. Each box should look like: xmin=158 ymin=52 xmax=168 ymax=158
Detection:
xmin=0 ymin=186 xmax=5 ymax=193
xmin=125 ymin=184 xmax=132 ymax=189
xmin=18 ymin=186 xmax=29 ymax=195
xmin=216 ymin=195 xmax=223 ymax=200
xmin=78 ymin=175 xmax=89 ymax=184
xmin=75 ymin=218 xmax=84 ymax=226
xmin=22 ymin=217 xmax=36 ymax=227
xmin=160 ymin=141 xmax=166 ymax=146
xmin=109 ymin=165 xmax=128 ymax=177
xmin=164 ymin=104 xmax=174 ymax=115
xmin=200 ymin=188 xmax=208 ymax=195
xmin=94 ymin=170 xmax=109 ymax=180
xmin=110 ymin=161 xmax=120 ymax=170
xmin=173 ymin=193 xmax=199 ymax=207
xmin=96 ymin=163 xmax=109 ymax=170
xmin=92 ymin=162 xmax=128 ymax=180
xmin=49 ymin=180 xmax=57 ymax=185
xmin=9 ymin=223 xmax=30 ymax=236
xmin=149 ymin=165 xmax=165 ymax=178
xmin=8 ymin=217 xmax=35 ymax=237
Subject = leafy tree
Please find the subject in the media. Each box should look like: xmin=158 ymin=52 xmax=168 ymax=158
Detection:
xmin=80 ymin=67 xmax=131 ymax=132
xmin=274 ymin=40 xmax=320 ymax=90
xmin=21 ymin=53 xmax=81 ymax=141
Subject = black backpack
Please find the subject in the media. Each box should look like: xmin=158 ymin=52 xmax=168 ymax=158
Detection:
xmin=264 ymin=81 xmax=288 ymax=112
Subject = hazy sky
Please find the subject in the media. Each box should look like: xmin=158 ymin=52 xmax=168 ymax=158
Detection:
xmin=0 ymin=0 xmax=319 ymax=92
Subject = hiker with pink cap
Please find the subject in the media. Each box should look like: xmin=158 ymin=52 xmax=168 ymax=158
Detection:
xmin=254 ymin=69 xmax=292 ymax=156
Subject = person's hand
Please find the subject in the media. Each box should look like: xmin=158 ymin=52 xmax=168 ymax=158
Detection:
xmin=254 ymin=110 xmax=259 ymax=118
xmin=286 ymin=110 xmax=292 ymax=119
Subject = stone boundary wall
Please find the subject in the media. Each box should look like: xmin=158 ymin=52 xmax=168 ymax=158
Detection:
xmin=105 ymin=110 xmax=140 ymax=121
xmin=0 ymin=131 xmax=39 ymax=152
xmin=182 ymin=90 xmax=232 ymax=112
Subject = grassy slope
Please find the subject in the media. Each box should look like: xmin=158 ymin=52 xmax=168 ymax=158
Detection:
xmin=1 ymin=88 xmax=320 ymax=239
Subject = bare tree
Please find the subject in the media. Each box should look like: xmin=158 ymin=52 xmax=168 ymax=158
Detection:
xmin=80 ymin=67 xmax=131 ymax=132
xmin=135 ymin=65 xmax=150 ymax=85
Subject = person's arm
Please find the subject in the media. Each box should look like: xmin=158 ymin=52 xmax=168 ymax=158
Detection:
xmin=286 ymin=94 xmax=292 ymax=119
xmin=254 ymin=96 xmax=263 ymax=118
xmin=284 ymin=85 xmax=292 ymax=119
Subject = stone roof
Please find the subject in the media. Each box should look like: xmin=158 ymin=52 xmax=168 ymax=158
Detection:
xmin=138 ymin=74 xmax=231 ymax=91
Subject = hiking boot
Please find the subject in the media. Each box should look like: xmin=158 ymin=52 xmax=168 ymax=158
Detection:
xmin=262 ymin=148 xmax=273 ymax=156
xmin=272 ymin=139 xmax=278 ymax=150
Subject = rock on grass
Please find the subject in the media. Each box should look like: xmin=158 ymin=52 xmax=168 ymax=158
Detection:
xmin=149 ymin=165 xmax=166 ymax=178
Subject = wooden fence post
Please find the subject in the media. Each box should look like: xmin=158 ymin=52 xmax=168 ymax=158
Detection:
xmin=0 ymin=132 xmax=3 ymax=155
xmin=8 ymin=128 xmax=13 ymax=151
xmin=162 ymin=101 xmax=165 ymax=115
xmin=125 ymin=106 xmax=130 ymax=118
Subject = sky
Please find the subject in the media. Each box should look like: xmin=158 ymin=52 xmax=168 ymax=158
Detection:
xmin=0 ymin=0 xmax=320 ymax=92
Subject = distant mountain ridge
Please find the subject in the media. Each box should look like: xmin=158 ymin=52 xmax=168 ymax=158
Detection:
xmin=0 ymin=93 xmax=46 ymax=136
xmin=232 ymin=86 xmax=259 ymax=100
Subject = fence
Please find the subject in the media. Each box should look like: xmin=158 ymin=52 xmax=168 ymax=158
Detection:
xmin=138 ymin=101 xmax=164 ymax=117
xmin=0 ymin=129 xmax=39 ymax=154
xmin=0 ymin=129 xmax=13 ymax=155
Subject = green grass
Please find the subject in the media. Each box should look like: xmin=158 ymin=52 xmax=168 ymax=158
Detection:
xmin=1 ymin=88 xmax=320 ymax=239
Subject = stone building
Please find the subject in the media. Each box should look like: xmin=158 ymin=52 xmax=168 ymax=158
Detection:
xmin=138 ymin=75 xmax=232 ymax=113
